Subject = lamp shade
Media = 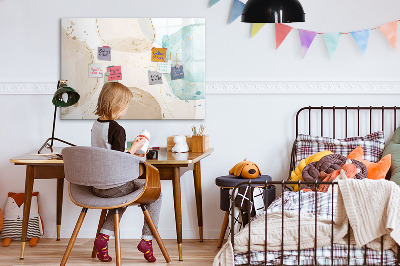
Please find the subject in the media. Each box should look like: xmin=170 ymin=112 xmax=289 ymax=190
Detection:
xmin=52 ymin=83 xmax=80 ymax=107
xmin=241 ymin=0 xmax=305 ymax=23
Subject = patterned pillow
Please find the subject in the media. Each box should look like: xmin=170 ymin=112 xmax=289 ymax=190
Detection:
xmin=294 ymin=131 xmax=385 ymax=166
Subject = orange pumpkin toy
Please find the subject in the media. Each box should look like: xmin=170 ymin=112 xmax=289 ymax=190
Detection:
xmin=229 ymin=159 xmax=261 ymax=179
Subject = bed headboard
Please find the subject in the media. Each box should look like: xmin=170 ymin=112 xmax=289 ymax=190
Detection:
xmin=295 ymin=106 xmax=400 ymax=138
xmin=290 ymin=106 xmax=400 ymax=179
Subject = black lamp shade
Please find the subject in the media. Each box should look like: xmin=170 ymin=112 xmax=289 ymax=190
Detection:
xmin=52 ymin=84 xmax=80 ymax=107
xmin=241 ymin=0 xmax=305 ymax=23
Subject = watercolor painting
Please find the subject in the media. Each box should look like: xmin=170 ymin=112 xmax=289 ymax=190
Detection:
xmin=61 ymin=18 xmax=205 ymax=119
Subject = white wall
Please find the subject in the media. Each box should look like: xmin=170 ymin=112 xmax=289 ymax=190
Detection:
xmin=1 ymin=0 xmax=400 ymax=240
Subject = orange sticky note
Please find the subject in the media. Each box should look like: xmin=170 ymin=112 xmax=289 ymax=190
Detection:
xmin=151 ymin=47 xmax=167 ymax=62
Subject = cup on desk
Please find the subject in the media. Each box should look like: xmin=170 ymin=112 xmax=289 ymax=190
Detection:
xmin=146 ymin=150 xmax=158 ymax=160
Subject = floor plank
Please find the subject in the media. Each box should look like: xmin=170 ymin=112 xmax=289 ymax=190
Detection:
xmin=0 ymin=239 xmax=221 ymax=265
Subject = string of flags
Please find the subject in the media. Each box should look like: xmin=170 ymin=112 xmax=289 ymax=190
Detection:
xmin=209 ymin=0 xmax=399 ymax=58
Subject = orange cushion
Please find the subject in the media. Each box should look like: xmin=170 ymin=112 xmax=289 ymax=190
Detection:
xmin=348 ymin=146 xmax=391 ymax=180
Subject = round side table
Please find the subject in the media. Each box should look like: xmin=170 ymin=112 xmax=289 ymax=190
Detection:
xmin=215 ymin=175 xmax=275 ymax=248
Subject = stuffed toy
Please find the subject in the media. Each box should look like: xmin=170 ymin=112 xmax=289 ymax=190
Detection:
xmin=1 ymin=192 xmax=44 ymax=247
xmin=289 ymin=150 xmax=333 ymax=191
xmin=317 ymin=160 xmax=360 ymax=193
xmin=348 ymin=146 xmax=391 ymax=180
xmin=229 ymin=159 xmax=261 ymax=179
xmin=301 ymin=154 xmax=368 ymax=191
xmin=172 ymin=135 xmax=189 ymax=153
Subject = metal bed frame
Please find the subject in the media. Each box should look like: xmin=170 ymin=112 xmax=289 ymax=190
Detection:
xmin=230 ymin=106 xmax=400 ymax=266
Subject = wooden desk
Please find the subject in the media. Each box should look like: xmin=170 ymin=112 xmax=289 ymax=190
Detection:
xmin=10 ymin=147 xmax=213 ymax=261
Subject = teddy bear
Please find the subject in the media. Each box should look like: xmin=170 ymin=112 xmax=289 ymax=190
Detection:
xmin=1 ymin=192 xmax=44 ymax=247
xmin=229 ymin=159 xmax=261 ymax=179
xmin=172 ymin=135 xmax=189 ymax=153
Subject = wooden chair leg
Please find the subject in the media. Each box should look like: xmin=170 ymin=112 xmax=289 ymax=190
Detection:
xmin=114 ymin=210 xmax=121 ymax=266
xmin=91 ymin=209 xmax=108 ymax=258
xmin=217 ymin=211 xmax=230 ymax=248
xmin=60 ymin=208 xmax=88 ymax=266
xmin=141 ymin=205 xmax=171 ymax=263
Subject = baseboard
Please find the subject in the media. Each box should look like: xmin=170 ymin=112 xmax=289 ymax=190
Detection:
xmin=1 ymin=81 xmax=400 ymax=94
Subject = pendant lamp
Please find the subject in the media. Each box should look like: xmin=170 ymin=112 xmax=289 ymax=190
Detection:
xmin=241 ymin=0 xmax=305 ymax=23
xmin=38 ymin=80 xmax=80 ymax=154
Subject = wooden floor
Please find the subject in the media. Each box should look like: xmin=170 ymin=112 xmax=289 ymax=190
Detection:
xmin=0 ymin=239 xmax=221 ymax=265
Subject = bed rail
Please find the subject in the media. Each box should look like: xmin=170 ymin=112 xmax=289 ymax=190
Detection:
xmin=230 ymin=106 xmax=400 ymax=265
xmin=230 ymin=180 xmax=400 ymax=266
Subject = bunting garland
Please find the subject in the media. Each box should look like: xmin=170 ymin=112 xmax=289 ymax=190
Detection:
xmin=298 ymin=30 xmax=317 ymax=58
xmin=351 ymin=29 xmax=370 ymax=55
xmin=323 ymin=33 xmax=341 ymax=58
xmin=251 ymin=23 xmax=266 ymax=38
xmin=229 ymin=0 xmax=245 ymax=24
xmin=275 ymin=23 xmax=292 ymax=49
xmin=378 ymin=21 xmax=397 ymax=50
xmin=208 ymin=2 xmax=399 ymax=58
xmin=209 ymin=0 xmax=220 ymax=8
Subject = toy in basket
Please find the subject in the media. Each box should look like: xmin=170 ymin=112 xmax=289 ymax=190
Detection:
xmin=1 ymin=192 xmax=44 ymax=247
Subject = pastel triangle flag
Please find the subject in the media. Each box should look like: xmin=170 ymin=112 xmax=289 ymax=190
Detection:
xmin=209 ymin=0 xmax=220 ymax=7
xmin=229 ymin=0 xmax=245 ymax=24
xmin=298 ymin=29 xmax=317 ymax=58
xmin=251 ymin=23 xmax=266 ymax=38
xmin=378 ymin=21 xmax=398 ymax=50
xmin=323 ymin=33 xmax=341 ymax=58
xmin=275 ymin=23 xmax=293 ymax=49
xmin=351 ymin=29 xmax=370 ymax=55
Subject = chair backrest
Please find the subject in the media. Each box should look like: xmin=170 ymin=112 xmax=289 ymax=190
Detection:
xmin=62 ymin=146 xmax=145 ymax=187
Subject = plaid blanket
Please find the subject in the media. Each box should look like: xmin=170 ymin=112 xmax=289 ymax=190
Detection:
xmin=234 ymin=191 xmax=397 ymax=265
xmin=234 ymin=244 xmax=397 ymax=265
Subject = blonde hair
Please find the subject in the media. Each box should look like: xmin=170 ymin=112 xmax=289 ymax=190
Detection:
xmin=95 ymin=82 xmax=133 ymax=120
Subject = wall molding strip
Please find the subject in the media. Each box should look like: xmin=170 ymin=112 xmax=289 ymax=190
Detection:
xmin=1 ymin=81 xmax=400 ymax=95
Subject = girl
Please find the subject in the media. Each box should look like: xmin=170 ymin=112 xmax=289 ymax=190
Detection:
xmin=91 ymin=82 xmax=161 ymax=263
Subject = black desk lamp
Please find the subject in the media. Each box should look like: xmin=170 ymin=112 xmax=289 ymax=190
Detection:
xmin=241 ymin=0 xmax=305 ymax=23
xmin=38 ymin=80 xmax=80 ymax=154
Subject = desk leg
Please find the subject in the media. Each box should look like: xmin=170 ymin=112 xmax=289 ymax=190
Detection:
xmin=20 ymin=165 xmax=34 ymax=259
xmin=193 ymin=161 xmax=203 ymax=242
xmin=172 ymin=167 xmax=183 ymax=261
xmin=56 ymin=178 xmax=64 ymax=241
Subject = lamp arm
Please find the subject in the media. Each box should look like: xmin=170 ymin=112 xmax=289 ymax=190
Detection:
xmin=50 ymin=80 xmax=61 ymax=148
xmin=50 ymin=105 xmax=57 ymax=148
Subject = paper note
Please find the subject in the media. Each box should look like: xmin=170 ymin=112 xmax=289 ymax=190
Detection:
xmin=107 ymin=66 xmax=122 ymax=81
xmin=157 ymin=62 xmax=171 ymax=73
xmin=151 ymin=47 xmax=167 ymax=62
xmin=88 ymin=63 xmax=103 ymax=78
xmin=171 ymin=65 xmax=184 ymax=80
xmin=148 ymin=70 xmax=163 ymax=85
xmin=98 ymin=46 xmax=111 ymax=61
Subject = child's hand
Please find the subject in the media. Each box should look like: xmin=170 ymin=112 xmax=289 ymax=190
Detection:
xmin=134 ymin=149 xmax=149 ymax=157
xmin=129 ymin=137 xmax=147 ymax=155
